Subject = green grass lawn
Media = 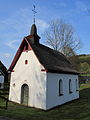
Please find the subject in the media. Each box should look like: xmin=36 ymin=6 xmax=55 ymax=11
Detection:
xmin=0 ymin=84 xmax=90 ymax=120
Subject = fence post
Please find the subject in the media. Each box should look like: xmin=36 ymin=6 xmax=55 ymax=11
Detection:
xmin=6 ymin=100 xmax=8 ymax=110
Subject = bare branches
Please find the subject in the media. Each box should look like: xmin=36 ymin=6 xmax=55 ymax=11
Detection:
xmin=45 ymin=19 xmax=80 ymax=57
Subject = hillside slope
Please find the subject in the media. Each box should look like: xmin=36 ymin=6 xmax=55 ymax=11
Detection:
xmin=77 ymin=54 xmax=90 ymax=73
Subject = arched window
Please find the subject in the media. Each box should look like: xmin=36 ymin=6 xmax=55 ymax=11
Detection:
xmin=25 ymin=60 xmax=28 ymax=64
xmin=59 ymin=79 xmax=63 ymax=96
xmin=69 ymin=79 xmax=72 ymax=93
xmin=76 ymin=79 xmax=79 ymax=91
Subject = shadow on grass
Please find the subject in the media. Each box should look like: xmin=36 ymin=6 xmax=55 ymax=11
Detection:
xmin=0 ymin=88 xmax=90 ymax=120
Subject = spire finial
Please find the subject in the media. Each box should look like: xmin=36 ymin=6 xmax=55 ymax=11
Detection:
xmin=32 ymin=5 xmax=37 ymax=24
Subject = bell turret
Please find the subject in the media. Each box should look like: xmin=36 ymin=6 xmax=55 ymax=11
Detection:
xmin=30 ymin=24 xmax=40 ymax=44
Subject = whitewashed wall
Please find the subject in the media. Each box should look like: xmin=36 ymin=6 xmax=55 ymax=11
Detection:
xmin=9 ymin=49 xmax=79 ymax=110
xmin=9 ymin=50 xmax=47 ymax=110
xmin=46 ymin=73 xmax=79 ymax=110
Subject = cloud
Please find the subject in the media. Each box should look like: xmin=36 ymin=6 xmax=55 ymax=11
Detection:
xmin=3 ymin=53 xmax=11 ymax=58
xmin=36 ymin=19 xmax=49 ymax=32
xmin=0 ymin=8 xmax=49 ymax=48
xmin=1 ymin=8 xmax=48 ymax=34
xmin=6 ymin=40 xmax=18 ymax=49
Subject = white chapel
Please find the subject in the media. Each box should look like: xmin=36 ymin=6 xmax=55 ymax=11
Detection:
xmin=9 ymin=24 xmax=79 ymax=110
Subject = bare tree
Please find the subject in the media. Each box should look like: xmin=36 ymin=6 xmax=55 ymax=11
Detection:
xmin=44 ymin=19 xmax=80 ymax=57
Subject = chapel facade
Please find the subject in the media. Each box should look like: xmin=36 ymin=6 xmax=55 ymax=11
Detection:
xmin=9 ymin=24 xmax=79 ymax=110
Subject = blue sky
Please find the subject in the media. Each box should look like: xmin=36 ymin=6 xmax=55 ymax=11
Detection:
xmin=0 ymin=0 xmax=90 ymax=68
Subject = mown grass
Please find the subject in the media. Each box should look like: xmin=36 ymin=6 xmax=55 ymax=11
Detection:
xmin=80 ymin=74 xmax=90 ymax=76
xmin=0 ymin=98 xmax=7 ymax=107
xmin=79 ymin=84 xmax=90 ymax=90
xmin=0 ymin=84 xmax=90 ymax=120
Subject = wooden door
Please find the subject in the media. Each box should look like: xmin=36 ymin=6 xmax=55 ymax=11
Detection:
xmin=21 ymin=84 xmax=29 ymax=105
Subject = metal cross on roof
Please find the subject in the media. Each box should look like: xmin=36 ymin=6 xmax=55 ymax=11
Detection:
xmin=32 ymin=5 xmax=37 ymax=24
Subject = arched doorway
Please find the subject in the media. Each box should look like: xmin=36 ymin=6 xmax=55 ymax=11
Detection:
xmin=21 ymin=84 xmax=29 ymax=105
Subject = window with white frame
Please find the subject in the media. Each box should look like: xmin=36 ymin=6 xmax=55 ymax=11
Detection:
xmin=59 ymin=79 xmax=63 ymax=96
xmin=69 ymin=79 xmax=72 ymax=93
